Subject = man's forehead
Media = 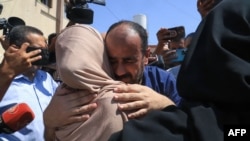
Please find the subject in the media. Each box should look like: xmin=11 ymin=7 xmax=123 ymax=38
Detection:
xmin=106 ymin=32 xmax=140 ymax=47
xmin=27 ymin=33 xmax=47 ymax=47
xmin=108 ymin=24 xmax=138 ymax=36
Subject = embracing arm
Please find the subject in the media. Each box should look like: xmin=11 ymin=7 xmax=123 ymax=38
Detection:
xmin=113 ymin=84 xmax=175 ymax=119
xmin=43 ymin=84 xmax=98 ymax=141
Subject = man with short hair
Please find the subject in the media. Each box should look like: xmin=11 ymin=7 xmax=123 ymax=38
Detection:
xmin=0 ymin=25 xmax=58 ymax=141
xmin=104 ymin=20 xmax=181 ymax=118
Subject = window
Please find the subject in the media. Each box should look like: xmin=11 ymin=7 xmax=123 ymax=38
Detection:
xmin=38 ymin=0 xmax=52 ymax=8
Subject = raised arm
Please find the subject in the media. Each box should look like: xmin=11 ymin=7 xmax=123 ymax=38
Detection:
xmin=0 ymin=43 xmax=41 ymax=100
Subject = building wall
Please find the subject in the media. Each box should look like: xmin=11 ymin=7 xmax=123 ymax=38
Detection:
xmin=0 ymin=0 xmax=69 ymax=60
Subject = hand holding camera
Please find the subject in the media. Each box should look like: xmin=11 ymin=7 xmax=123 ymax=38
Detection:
xmin=155 ymin=26 xmax=185 ymax=54
xmin=26 ymin=46 xmax=50 ymax=66
xmin=3 ymin=43 xmax=43 ymax=76
xmin=157 ymin=26 xmax=185 ymax=42
xmin=155 ymin=26 xmax=186 ymax=69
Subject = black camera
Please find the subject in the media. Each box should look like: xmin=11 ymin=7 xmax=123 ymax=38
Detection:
xmin=26 ymin=46 xmax=50 ymax=66
xmin=0 ymin=17 xmax=25 ymax=36
xmin=164 ymin=26 xmax=185 ymax=41
xmin=66 ymin=0 xmax=106 ymax=24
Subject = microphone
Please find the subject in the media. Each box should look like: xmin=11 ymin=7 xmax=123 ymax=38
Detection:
xmin=0 ymin=103 xmax=35 ymax=134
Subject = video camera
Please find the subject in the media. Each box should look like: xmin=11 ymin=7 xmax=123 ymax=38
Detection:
xmin=66 ymin=0 xmax=106 ymax=24
xmin=0 ymin=17 xmax=25 ymax=36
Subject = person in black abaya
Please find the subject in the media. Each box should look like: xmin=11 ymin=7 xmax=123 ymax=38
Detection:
xmin=109 ymin=0 xmax=250 ymax=141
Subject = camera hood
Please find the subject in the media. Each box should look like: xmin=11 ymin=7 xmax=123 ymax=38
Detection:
xmin=66 ymin=0 xmax=105 ymax=24
xmin=7 ymin=17 xmax=25 ymax=29
xmin=66 ymin=7 xmax=94 ymax=24
xmin=0 ymin=16 xmax=25 ymax=35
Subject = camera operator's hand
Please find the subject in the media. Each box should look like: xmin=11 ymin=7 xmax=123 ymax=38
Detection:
xmin=3 ymin=43 xmax=42 ymax=77
xmin=154 ymin=28 xmax=170 ymax=55
xmin=157 ymin=28 xmax=171 ymax=44
xmin=0 ymin=43 xmax=42 ymax=99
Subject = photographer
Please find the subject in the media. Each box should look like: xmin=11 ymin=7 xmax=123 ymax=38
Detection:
xmin=0 ymin=43 xmax=42 ymax=100
xmin=153 ymin=27 xmax=186 ymax=70
xmin=0 ymin=25 xmax=58 ymax=140
xmin=166 ymin=32 xmax=194 ymax=78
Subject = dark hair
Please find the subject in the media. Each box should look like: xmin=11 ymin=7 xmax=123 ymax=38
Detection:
xmin=105 ymin=20 xmax=148 ymax=54
xmin=48 ymin=33 xmax=57 ymax=46
xmin=9 ymin=25 xmax=43 ymax=47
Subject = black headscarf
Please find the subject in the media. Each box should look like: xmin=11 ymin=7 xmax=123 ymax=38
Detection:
xmin=177 ymin=0 xmax=250 ymax=107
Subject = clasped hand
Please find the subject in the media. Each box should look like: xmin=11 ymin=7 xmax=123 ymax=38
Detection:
xmin=113 ymin=84 xmax=175 ymax=119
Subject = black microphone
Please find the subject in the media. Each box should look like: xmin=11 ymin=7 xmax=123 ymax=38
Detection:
xmin=0 ymin=103 xmax=35 ymax=134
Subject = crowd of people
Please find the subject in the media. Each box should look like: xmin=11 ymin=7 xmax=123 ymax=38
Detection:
xmin=1 ymin=0 xmax=250 ymax=140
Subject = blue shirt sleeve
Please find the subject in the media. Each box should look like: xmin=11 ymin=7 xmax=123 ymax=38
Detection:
xmin=142 ymin=66 xmax=182 ymax=106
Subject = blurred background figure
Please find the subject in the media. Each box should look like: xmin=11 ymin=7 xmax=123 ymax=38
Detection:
xmin=184 ymin=32 xmax=195 ymax=48
xmin=41 ymin=33 xmax=61 ymax=83
xmin=153 ymin=26 xmax=186 ymax=70
xmin=166 ymin=32 xmax=195 ymax=78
